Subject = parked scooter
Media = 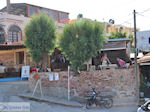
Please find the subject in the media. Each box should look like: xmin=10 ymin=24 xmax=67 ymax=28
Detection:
xmin=137 ymin=100 xmax=150 ymax=112
xmin=85 ymin=88 xmax=113 ymax=109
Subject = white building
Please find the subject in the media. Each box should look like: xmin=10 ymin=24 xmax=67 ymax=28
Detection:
xmin=137 ymin=30 xmax=150 ymax=51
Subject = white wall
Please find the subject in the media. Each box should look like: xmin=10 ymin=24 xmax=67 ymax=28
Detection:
xmin=0 ymin=13 xmax=30 ymax=41
xmin=0 ymin=13 xmax=65 ymax=42
xmin=137 ymin=30 xmax=150 ymax=51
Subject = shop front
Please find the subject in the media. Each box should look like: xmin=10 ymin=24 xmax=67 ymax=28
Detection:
xmin=0 ymin=43 xmax=29 ymax=81
xmin=138 ymin=53 xmax=150 ymax=98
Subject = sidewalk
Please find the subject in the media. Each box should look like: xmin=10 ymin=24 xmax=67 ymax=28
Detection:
xmin=18 ymin=92 xmax=138 ymax=109
xmin=18 ymin=93 xmax=84 ymax=108
xmin=3 ymin=81 xmax=137 ymax=109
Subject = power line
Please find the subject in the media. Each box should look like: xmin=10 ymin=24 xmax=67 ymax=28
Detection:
xmin=105 ymin=8 xmax=150 ymax=28
xmin=120 ymin=8 xmax=150 ymax=25
xmin=139 ymin=8 xmax=150 ymax=14
xmin=137 ymin=13 xmax=150 ymax=20
xmin=120 ymin=18 xmax=133 ymax=25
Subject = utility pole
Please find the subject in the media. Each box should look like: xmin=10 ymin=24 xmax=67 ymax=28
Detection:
xmin=133 ymin=10 xmax=139 ymax=104
xmin=7 ymin=0 xmax=11 ymax=14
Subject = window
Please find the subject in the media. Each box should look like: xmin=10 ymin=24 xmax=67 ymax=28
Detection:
xmin=106 ymin=25 xmax=111 ymax=33
xmin=60 ymin=13 xmax=68 ymax=23
xmin=0 ymin=27 xmax=5 ymax=44
xmin=29 ymin=7 xmax=38 ymax=16
xmin=115 ymin=28 xmax=118 ymax=32
xmin=120 ymin=27 xmax=123 ymax=33
xmin=16 ymin=52 xmax=24 ymax=64
xmin=8 ymin=25 xmax=22 ymax=42
xmin=39 ymin=9 xmax=58 ymax=21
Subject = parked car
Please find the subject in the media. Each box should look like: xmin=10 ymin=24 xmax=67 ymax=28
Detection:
xmin=137 ymin=100 xmax=150 ymax=112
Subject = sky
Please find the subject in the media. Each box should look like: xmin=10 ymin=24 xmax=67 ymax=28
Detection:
xmin=1 ymin=0 xmax=150 ymax=31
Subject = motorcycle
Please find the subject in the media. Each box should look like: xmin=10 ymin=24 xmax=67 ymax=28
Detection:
xmin=137 ymin=100 xmax=150 ymax=112
xmin=85 ymin=88 xmax=113 ymax=109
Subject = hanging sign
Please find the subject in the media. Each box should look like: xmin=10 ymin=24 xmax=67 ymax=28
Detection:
xmin=54 ymin=73 xmax=59 ymax=81
xmin=49 ymin=73 xmax=53 ymax=81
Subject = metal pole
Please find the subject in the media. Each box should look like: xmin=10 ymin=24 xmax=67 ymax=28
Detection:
xmin=133 ymin=10 xmax=139 ymax=104
xmin=7 ymin=0 xmax=11 ymax=14
xmin=39 ymin=79 xmax=43 ymax=98
xmin=68 ymin=66 xmax=70 ymax=101
xmin=32 ymin=79 xmax=40 ymax=97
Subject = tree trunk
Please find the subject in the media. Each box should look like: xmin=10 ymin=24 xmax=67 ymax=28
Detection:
xmin=40 ymin=52 xmax=48 ymax=72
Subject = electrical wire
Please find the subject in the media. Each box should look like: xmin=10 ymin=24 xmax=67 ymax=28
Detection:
xmin=136 ymin=13 xmax=150 ymax=20
xmin=139 ymin=8 xmax=150 ymax=14
xmin=120 ymin=8 xmax=150 ymax=27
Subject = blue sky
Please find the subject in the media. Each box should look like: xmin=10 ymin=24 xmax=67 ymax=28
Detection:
xmin=1 ymin=0 xmax=150 ymax=31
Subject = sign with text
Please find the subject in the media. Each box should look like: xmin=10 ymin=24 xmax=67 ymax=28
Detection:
xmin=54 ymin=73 xmax=59 ymax=81
xmin=49 ymin=74 xmax=53 ymax=81
xmin=0 ymin=102 xmax=30 ymax=112
xmin=21 ymin=66 xmax=30 ymax=78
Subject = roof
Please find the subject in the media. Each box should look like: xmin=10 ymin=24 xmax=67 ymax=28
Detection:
xmin=102 ymin=41 xmax=126 ymax=51
xmin=107 ymin=38 xmax=130 ymax=43
xmin=137 ymin=53 xmax=150 ymax=63
xmin=0 ymin=43 xmax=26 ymax=50
xmin=101 ymin=39 xmax=130 ymax=51
xmin=0 ymin=3 xmax=69 ymax=14
xmin=137 ymin=30 xmax=150 ymax=33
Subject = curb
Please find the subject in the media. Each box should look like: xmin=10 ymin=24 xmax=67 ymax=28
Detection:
xmin=18 ymin=94 xmax=138 ymax=109
xmin=113 ymin=103 xmax=138 ymax=108
xmin=18 ymin=94 xmax=84 ymax=108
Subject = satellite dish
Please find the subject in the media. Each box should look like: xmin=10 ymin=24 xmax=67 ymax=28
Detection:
xmin=109 ymin=19 xmax=115 ymax=24
xmin=77 ymin=14 xmax=83 ymax=19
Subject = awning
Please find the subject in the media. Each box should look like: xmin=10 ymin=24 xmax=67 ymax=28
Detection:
xmin=0 ymin=42 xmax=26 ymax=50
xmin=137 ymin=53 xmax=150 ymax=63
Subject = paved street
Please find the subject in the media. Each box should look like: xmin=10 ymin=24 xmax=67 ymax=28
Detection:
xmin=0 ymin=81 xmax=138 ymax=112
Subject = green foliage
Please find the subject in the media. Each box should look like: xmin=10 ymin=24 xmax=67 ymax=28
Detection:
xmin=108 ymin=30 xmax=127 ymax=39
xmin=128 ymin=34 xmax=134 ymax=46
xmin=25 ymin=13 xmax=56 ymax=66
xmin=140 ymin=74 xmax=147 ymax=88
xmin=60 ymin=20 xmax=105 ymax=74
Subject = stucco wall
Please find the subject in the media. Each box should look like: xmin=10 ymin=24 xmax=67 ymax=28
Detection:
xmin=137 ymin=31 xmax=150 ymax=51
xmin=0 ymin=13 xmax=66 ymax=42
xmin=29 ymin=68 xmax=137 ymax=103
xmin=0 ymin=52 xmax=14 ymax=66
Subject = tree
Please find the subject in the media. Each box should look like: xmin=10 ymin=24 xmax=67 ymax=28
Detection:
xmin=108 ymin=30 xmax=134 ymax=47
xmin=129 ymin=34 xmax=134 ymax=47
xmin=60 ymin=20 xmax=105 ymax=74
xmin=25 ymin=13 xmax=56 ymax=71
xmin=108 ymin=30 xmax=127 ymax=39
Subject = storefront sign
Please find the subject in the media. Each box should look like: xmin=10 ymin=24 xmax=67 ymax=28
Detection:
xmin=0 ymin=66 xmax=5 ymax=73
xmin=21 ymin=66 xmax=30 ymax=78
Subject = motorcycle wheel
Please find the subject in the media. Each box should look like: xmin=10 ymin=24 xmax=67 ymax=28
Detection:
xmin=104 ymin=99 xmax=113 ymax=109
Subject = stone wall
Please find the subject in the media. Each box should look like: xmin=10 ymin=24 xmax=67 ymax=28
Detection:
xmin=0 ymin=52 xmax=14 ymax=66
xmin=29 ymin=68 xmax=137 ymax=103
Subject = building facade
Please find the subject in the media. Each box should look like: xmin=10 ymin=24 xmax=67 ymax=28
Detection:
xmin=0 ymin=3 xmax=69 ymax=24
xmin=103 ymin=22 xmax=134 ymax=37
xmin=70 ymin=18 xmax=134 ymax=38
xmin=0 ymin=3 xmax=69 ymax=67
xmin=137 ymin=30 xmax=150 ymax=51
xmin=0 ymin=3 xmax=69 ymax=44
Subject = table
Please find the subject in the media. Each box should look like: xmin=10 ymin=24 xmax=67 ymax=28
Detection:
xmin=99 ymin=64 xmax=118 ymax=70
